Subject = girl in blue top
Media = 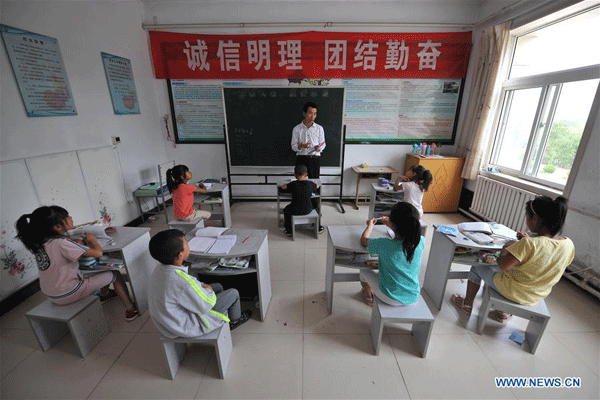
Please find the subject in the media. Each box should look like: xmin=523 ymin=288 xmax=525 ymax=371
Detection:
xmin=360 ymin=202 xmax=425 ymax=306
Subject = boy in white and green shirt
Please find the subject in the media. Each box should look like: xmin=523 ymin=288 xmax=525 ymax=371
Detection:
xmin=148 ymin=229 xmax=251 ymax=339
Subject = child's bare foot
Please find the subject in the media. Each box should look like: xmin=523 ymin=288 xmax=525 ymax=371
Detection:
xmin=360 ymin=287 xmax=374 ymax=306
xmin=451 ymin=294 xmax=472 ymax=316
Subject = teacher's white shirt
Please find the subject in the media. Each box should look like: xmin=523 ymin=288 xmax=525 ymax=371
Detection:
xmin=291 ymin=122 xmax=326 ymax=156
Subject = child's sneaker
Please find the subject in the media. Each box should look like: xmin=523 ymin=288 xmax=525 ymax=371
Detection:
xmin=229 ymin=310 xmax=252 ymax=330
xmin=125 ymin=308 xmax=139 ymax=321
xmin=318 ymin=225 xmax=325 ymax=234
xmin=284 ymin=230 xmax=292 ymax=237
xmin=99 ymin=289 xmax=118 ymax=304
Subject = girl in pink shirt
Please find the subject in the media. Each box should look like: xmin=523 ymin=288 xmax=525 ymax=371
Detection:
xmin=166 ymin=165 xmax=211 ymax=222
xmin=16 ymin=206 xmax=138 ymax=321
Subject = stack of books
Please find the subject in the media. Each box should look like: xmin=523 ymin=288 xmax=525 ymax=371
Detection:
xmin=136 ymin=182 xmax=168 ymax=196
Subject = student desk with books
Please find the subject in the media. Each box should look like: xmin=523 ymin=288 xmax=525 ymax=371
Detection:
xmin=351 ymin=166 xmax=398 ymax=209
xmin=326 ymin=225 xmax=391 ymax=314
xmin=82 ymin=227 xmax=156 ymax=314
xmin=423 ymin=224 xmax=516 ymax=310
xmin=186 ymin=228 xmax=271 ymax=321
xmin=368 ymin=183 xmax=404 ymax=220
xmin=193 ymin=183 xmax=232 ymax=228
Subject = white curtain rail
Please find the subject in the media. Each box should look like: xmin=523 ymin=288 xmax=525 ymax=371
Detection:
xmin=141 ymin=21 xmax=473 ymax=30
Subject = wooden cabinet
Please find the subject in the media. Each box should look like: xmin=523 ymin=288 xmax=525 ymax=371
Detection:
xmin=405 ymin=155 xmax=464 ymax=213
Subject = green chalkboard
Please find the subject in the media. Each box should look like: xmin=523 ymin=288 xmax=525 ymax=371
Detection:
xmin=224 ymin=87 xmax=344 ymax=167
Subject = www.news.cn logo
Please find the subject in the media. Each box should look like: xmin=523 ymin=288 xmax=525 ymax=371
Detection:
xmin=495 ymin=377 xmax=581 ymax=388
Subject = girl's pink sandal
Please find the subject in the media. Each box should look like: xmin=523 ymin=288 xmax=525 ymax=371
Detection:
xmin=451 ymin=294 xmax=472 ymax=316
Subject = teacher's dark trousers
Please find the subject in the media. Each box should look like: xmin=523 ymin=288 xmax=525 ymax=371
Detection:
xmin=295 ymin=155 xmax=320 ymax=179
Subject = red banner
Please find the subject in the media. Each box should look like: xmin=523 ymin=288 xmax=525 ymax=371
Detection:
xmin=149 ymin=30 xmax=471 ymax=80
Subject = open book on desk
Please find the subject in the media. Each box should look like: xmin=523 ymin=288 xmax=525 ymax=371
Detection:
xmin=189 ymin=233 xmax=237 ymax=254
xmin=68 ymin=225 xmax=114 ymax=247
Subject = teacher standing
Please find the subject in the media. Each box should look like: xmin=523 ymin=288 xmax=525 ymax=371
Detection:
xmin=291 ymin=102 xmax=326 ymax=179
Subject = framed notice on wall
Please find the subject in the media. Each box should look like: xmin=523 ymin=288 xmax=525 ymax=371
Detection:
xmin=0 ymin=24 xmax=77 ymax=117
xmin=343 ymin=79 xmax=464 ymax=144
xmin=101 ymin=52 xmax=140 ymax=114
xmin=168 ymin=79 xmax=225 ymax=143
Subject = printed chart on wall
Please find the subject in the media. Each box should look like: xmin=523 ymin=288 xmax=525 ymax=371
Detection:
xmin=168 ymin=80 xmax=225 ymax=142
xmin=0 ymin=24 xmax=77 ymax=117
xmin=343 ymin=79 xmax=463 ymax=143
xmin=101 ymin=52 xmax=140 ymax=114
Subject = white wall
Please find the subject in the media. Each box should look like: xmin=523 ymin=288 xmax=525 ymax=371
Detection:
xmin=144 ymin=0 xmax=478 ymax=197
xmin=1 ymin=0 xmax=168 ymax=221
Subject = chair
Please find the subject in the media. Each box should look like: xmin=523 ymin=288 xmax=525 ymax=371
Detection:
xmin=291 ymin=209 xmax=320 ymax=240
xmin=26 ymin=296 xmax=110 ymax=357
xmin=477 ymin=284 xmax=551 ymax=354
xmin=370 ymin=295 xmax=434 ymax=357
xmin=167 ymin=211 xmax=205 ymax=234
xmin=160 ymin=324 xmax=232 ymax=380
xmin=157 ymin=161 xmax=175 ymax=223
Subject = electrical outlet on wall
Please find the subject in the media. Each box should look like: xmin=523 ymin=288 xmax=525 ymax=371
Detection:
xmin=111 ymin=136 xmax=121 ymax=145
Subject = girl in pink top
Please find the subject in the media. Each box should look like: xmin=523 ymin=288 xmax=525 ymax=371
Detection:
xmin=166 ymin=165 xmax=211 ymax=222
xmin=16 ymin=206 xmax=138 ymax=321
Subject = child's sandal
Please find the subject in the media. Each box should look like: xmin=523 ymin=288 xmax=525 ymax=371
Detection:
xmin=492 ymin=310 xmax=512 ymax=322
xmin=451 ymin=294 xmax=472 ymax=316
xmin=360 ymin=288 xmax=374 ymax=307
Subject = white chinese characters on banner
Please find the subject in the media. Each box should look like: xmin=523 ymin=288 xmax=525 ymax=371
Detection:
xmin=417 ymin=40 xmax=442 ymax=70
xmin=248 ymin=40 xmax=271 ymax=71
xmin=353 ymin=40 xmax=379 ymax=70
xmin=385 ymin=40 xmax=410 ymax=71
xmin=277 ymin=40 xmax=302 ymax=70
xmin=184 ymin=40 xmax=210 ymax=71
xmin=182 ymin=38 xmax=444 ymax=73
xmin=217 ymin=40 xmax=241 ymax=71
xmin=325 ymin=40 xmax=347 ymax=70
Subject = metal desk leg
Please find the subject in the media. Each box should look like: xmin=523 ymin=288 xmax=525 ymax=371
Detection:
xmin=354 ymin=175 xmax=361 ymax=209
xmin=325 ymin=233 xmax=336 ymax=314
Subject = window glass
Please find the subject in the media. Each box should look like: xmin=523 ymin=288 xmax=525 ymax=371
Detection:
xmin=511 ymin=8 xmax=600 ymax=79
xmin=494 ymin=87 xmax=542 ymax=171
xmin=533 ymin=79 xmax=599 ymax=185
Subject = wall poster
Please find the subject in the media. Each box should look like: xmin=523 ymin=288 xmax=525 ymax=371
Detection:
xmin=0 ymin=24 xmax=77 ymax=117
xmin=101 ymin=52 xmax=140 ymax=114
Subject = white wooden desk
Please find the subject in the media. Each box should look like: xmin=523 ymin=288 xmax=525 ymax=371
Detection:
xmin=325 ymin=225 xmax=390 ymax=314
xmin=186 ymin=228 xmax=271 ymax=321
xmin=133 ymin=186 xmax=170 ymax=223
xmin=423 ymin=224 xmax=515 ymax=310
xmin=276 ymin=179 xmax=321 ymax=227
xmin=194 ymin=183 xmax=232 ymax=228
xmin=368 ymin=183 xmax=404 ymax=220
xmin=351 ymin=166 xmax=398 ymax=209
xmin=102 ymin=227 xmax=156 ymax=314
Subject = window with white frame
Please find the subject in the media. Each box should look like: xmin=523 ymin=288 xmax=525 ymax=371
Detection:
xmin=488 ymin=6 xmax=600 ymax=189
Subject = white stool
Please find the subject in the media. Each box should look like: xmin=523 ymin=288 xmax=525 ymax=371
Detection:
xmin=160 ymin=324 xmax=232 ymax=380
xmin=477 ymin=285 xmax=550 ymax=354
xmin=291 ymin=209 xmax=320 ymax=240
xmin=26 ymin=296 xmax=110 ymax=357
xmin=167 ymin=211 xmax=205 ymax=234
xmin=370 ymin=295 xmax=434 ymax=357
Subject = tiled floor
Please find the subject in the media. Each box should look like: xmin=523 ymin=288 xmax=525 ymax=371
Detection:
xmin=1 ymin=201 xmax=598 ymax=399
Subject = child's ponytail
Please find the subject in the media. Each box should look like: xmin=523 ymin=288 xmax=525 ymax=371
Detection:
xmin=389 ymin=202 xmax=422 ymax=262
xmin=166 ymin=165 xmax=189 ymax=193
xmin=15 ymin=206 xmax=69 ymax=253
xmin=409 ymin=165 xmax=433 ymax=192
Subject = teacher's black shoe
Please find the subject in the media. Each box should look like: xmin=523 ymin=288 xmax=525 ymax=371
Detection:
xmin=318 ymin=226 xmax=325 ymax=234
xmin=284 ymin=230 xmax=292 ymax=237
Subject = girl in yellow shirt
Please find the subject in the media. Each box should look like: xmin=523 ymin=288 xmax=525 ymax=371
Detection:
xmin=452 ymin=196 xmax=574 ymax=322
